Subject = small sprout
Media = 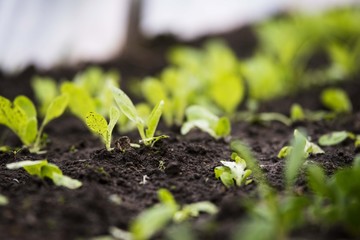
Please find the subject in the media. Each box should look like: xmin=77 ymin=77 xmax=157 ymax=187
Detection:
xmin=86 ymin=106 xmax=120 ymax=151
xmin=290 ymin=103 xmax=305 ymax=122
xmin=318 ymin=131 xmax=351 ymax=146
xmin=130 ymin=189 xmax=217 ymax=240
xmin=278 ymin=130 xmax=324 ymax=159
xmin=0 ymin=94 xmax=68 ymax=153
xmin=112 ymin=86 xmax=168 ymax=147
xmin=0 ymin=194 xmax=8 ymax=206
xmin=6 ymin=160 xmax=82 ymax=189
xmin=214 ymin=153 xmax=252 ymax=187
xmin=321 ymin=88 xmax=352 ymax=113
xmin=181 ymin=105 xmax=231 ymax=139
xmin=31 ymin=76 xmax=58 ymax=117
xmin=355 ymin=136 xmax=360 ymax=149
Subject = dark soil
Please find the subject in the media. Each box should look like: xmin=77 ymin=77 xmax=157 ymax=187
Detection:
xmin=1 ymin=27 xmax=360 ymax=240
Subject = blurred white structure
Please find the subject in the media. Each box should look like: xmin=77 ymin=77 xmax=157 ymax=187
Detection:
xmin=0 ymin=0 xmax=358 ymax=73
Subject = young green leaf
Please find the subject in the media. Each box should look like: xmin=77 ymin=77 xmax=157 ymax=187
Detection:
xmin=318 ymin=131 xmax=349 ymax=146
xmin=111 ymin=86 xmax=141 ymax=124
xmin=307 ymin=164 xmax=328 ymax=196
xmin=181 ymin=105 xmax=231 ymax=139
xmin=31 ymin=76 xmax=58 ymax=116
xmin=321 ymin=88 xmax=352 ymax=113
xmin=145 ymin=100 xmax=164 ymax=139
xmin=6 ymin=160 xmax=82 ymax=189
xmin=61 ymin=82 xmax=96 ymax=121
xmin=173 ymin=201 xmax=218 ymax=223
xmin=0 ymin=95 xmax=38 ymax=145
xmin=112 ymin=86 xmax=166 ymax=147
xmin=214 ymin=153 xmax=252 ymax=188
xmin=86 ymin=107 xmax=120 ymax=151
xmin=290 ymin=103 xmax=305 ymax=121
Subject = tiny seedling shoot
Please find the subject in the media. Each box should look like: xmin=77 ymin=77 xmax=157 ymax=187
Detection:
xmin=111 ymin=86 xmax=168 ymax=147
xmin=86 ymin=106 xmax=120 ymax=151
xmin=0 ymin=94 xmax=68 ymax=153
xmin=6 ymin=160 xmax=82 ymax=189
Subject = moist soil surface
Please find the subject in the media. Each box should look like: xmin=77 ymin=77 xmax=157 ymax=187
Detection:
xmin=1 ymin=28 xmax=360 ymax=240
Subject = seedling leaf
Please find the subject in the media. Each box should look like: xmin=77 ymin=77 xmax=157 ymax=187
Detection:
xmin=173 ymin=201 xmax=218 ymax=223
xmin=6 ymin=160 xmax=82 ymax=189
xmin=111 ymin=86 xmax=140 ymax=124
xmin=0 ymin=194 xmax=8 ymax=206
xmin=321 ymin=88 xmax=352 ymax=113
xmin=146 ymin=100 xmax=164 ymax=139
xmin=43 ymin=94 xmax=69 ymax=126
xmin=318 ymin=131 xmax=349 ymax=146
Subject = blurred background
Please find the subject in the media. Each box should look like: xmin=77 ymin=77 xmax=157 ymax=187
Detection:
xmin=0 ymin=0 xmax=358 ymax=74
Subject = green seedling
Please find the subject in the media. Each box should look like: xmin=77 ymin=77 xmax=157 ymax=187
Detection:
xmin=181 ymin=105 xmax=231 ymax=139
xmin=86 ymin=106 xmax=120 ymax=151
xmin=290 ymin=103 xmax=305 ymax=122
xmin=278 ymin=130 xmax=324 ymax=159
xmin=131 ymin=188 xmax=217 ymax=240
xmin=214 ymin=153 xmax=252 ymax=188
xmin=0 ymin=194 xmax=8 ymax=206
xmin=6 ymin=160 xmax=82 ymax=189
xmin=318 ymin=130 xmax=359 ymax=148
xmin=112 ymin=86 xmax=167 ymax=147
xmin=31 ymin=76 xmax=58 ymax=117
xmin=0 ymin=94 xmax=68 ymax=153
xmin=321 ymin=88 xmax=352 ymax=113
xmin=307 ymin=156 xmax=360 ymax=236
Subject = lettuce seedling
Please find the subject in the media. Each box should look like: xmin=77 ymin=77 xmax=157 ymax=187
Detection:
xmin=214 ymin=152 xmax=252 ymax=188
xmin=6 ymin=160 xmax=82 ymax=189
xmin=0 ymin=194 xmax=8 ymax=206
xmin=31 ymin=76 xmax=58 ymax=117
xmin=131 ymin=188 xmax=217 ymax=240
xmin=0 ymin=94 xmax=68 ymax=153
xmin=112 ymin=86 xmax=167 ymax=147
xmin=278 ymin=130 xmax=324 ymax=159
xmin=321 ymin=88 xmax=352 ymax=113
xmin=86 ymin=106 xmax=120 ymax=151
xmin=181 ymin=105 xmax=231 ymax=139
xmin=318 ymin=130 xmax=359 ymax=148
xmin=290 ymin=103 xmax=305 ymax=122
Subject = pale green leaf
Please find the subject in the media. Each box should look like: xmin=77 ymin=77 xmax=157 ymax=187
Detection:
xmin=215 ymin=117 xmax=231 ymax=137
xmin=0 ymin=194 xmax=8 ymax=206
xmin=210 ymin=75 xmax=244 ymax=113
xmin=290 ymin=103 xmax=305 ymax=121
xmin=111 ymin=87 xmax=140 ymax=124
xmin=6 ymin=160 xmax=48 ymax=176
xmin=86 ymin=112 xmax=108 ymax=144
xmin=52 ymin=173 xmax=83 ymax=189
xmin=318 ymin=131 xmax=349 ymax=146
xmin=43 ymin=94 xmax=69 ymax=126
xmin=31 ymin=76 xmax=58 ymax=116
xmin=145 ymin=100 xmax=164 ymax=139
xmin=321 ymin=88 xmax=352 ymax=113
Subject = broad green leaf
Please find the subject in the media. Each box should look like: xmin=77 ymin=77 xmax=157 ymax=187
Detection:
xmin=185 ymin=105 xmax=218 ymax=125
xmin=6 ymin=160 xmax=48 ymax=176
xmin=61 ymin=82 xmax=96 ymax=121
xmin=31 ymin=76 xmax=58 ymax=116
xmin=111 ymin=86 xmax=140 ymax=124
xmin=43 ymin=94 xmax=69 ymax=126
xmin=131 ymin=204 xmax=177 ymax=240
xmin=318 ymin=131 xmax=349 ymax=146
xmin=321 ymin=88 xmax=352 ymax=113
xmin=14 ymin=96 xmax=37 ymax=119
xmin=142 ymin=78 xmax=167 ymax=106
xmin=52 ymin=173 xmax=83 ymax=189
xmin=0 ymin=194 xmax=8 ymax=206
xmin=145 ymin=100 xmax=164 ymax=139
xmin=215 ymin=117 xmax=231 ymax=137
xmin=0 ymin=96 xmax=38 ymax=145
xmin=181 ymin=119 xmax=215 ymax=137
xmin=86 ymin=112 xmax=108 ymax=143
xmin=211 ymin=75 xmax=244 ymax=113
xmin=41 ymin=163 xmax=63 ymax=179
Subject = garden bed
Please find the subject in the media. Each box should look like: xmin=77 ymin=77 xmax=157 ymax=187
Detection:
xmin=1 ymin=10 xmax=360 ymax=240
